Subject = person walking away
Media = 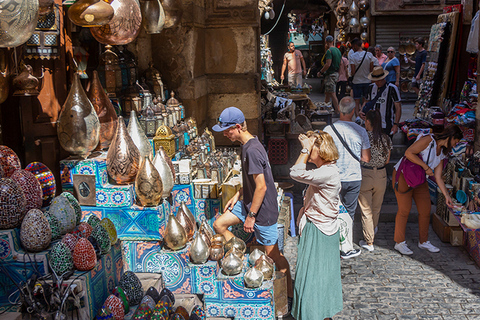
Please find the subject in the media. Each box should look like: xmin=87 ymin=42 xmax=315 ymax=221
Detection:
xmin=324 ymin=96 xmax=371 ymax=259
xmin=336 ymin=45 xmax=349 ymax=103
xmin=393 ymin=125 xmax=463 ymax=255
xmin=358 ymin=110 xmax=392 ymax=252
xmin=382 ymin=47 xmax=400 ymax=87
xmin=408 ymin=37 xmax=427 ymax=96
xmin=290 ymin=130 xmax=343 ymax=320
xmin=211 ymin=107 xmax=294 ymax=309
xmin=349 ymin=38 xmax=375 ymax=117
xmin=361 ymin=66 xmax=402 ymax=136
xmin=281 ymin=42 xmax=307 ymax=87
xmin=375 ymin=45 xmax=388 ymax=65
xmin=318 ymin=35 xmax=342 ymax=115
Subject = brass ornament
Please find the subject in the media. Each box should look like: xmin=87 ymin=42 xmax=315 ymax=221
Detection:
xmin=39 ymin=0 xmax=54 ymax=16
xmin=189 ymin=233 xmax=209 ymax=264
xmin=175 ymin=206 xmax=194 ymax=240
xmin=135 ymin=156 xmax=163 ymax=207
xmin=336 ymin=15 xmax=348 ymax=30
xmin=68 ymin=0 xmax=115 ymax=27
xmin=127 ymin=110 xmax=153 ymax=160
xmin=335 ymin=0 xmax=349 ymax=16
xmin=153 ymin=126 xmax=175 ymax=159
xmin=164 ymin=211 xmax=187 ymax=250
xmin=248 ymin=248 xmax=265 ymax=266
xmin=244 ymin=266 xmax=264 ymax=288
xmin=13 ymin=64 xmax=40 ymax=96
xmin=198 ymin=224 xmax=211 ymax=247
xmin=140 ymin=0 xmax=166 ymax=34
xmin=180 ymin=201 xmax=197 ymax=232
xmin=359 ymin=0 xmax=370 ymax=11
xmin=153 ymin=146 xmax=174 ymax=199
xmin=0 ymin=0 xmax=39 ymax=48
xmin=225 ymin=247 xmax=244 ymax=260
xmin=224 ymin=236 xmax=246 ymax=254
xmin=201 ymin=218 xmax=214 ymax=240
xmin=254 ymin=255 xmax=274 ymax=280
xmin=211 ymin=233 xmax=226 ymax=246
xmin=221 ymin=251 xmax=243 ymax=276
xmin=209 ymin=243 xmax=224 ymax=261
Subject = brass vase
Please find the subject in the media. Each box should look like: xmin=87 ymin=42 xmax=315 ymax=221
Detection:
xmin=106 ymin=116 xmax=140 ymax=184
xmin=201 ymin=218 xmax=214 ymax=240
xmin=0 ymin=0 xmax=39 ymax=48
xmin=248 ymin=248 xmax=264 ymax=266
xmin=68 ymin=0 xmax=115 ymax=27
xmin=189 ymin=233 xmax=209 ymax=264
xmin=254 ymin=255 xmax=274 ymax=280
xmin=153 ymin=146 xmax=174 ymax=199
xmin=198 ymin=224 xmax=211 ymax=247
xmin=221 ymin=251 xmax=243 ymax=276
xmin=164 ymin=211 xmax=187 ymax=250
xmin=135 ymin=156 xmax=163 ymax=207
xmin=128 ymin=111 xmax=153 ymax=160
xmin=176 ymin=206 xmax=194 ymax=241
xmin=224 ymin=236 xmax=246 ymax=254
xmin=209 ymin=243 xmax=224 ymax=261
xmin=180 ymin=201 xmax=197 ymax=232
xmin=140 ymin=0 xmax=166 ymax=34
xmin=244 ymin=266 xmax=264 ymax=288
xmin=87 ymin=70 xmax=118 ymax=150
xmin=90 ymin=0 xmax=142 ymax=45
xmin=57 ymin=74 xmax=100 ymax=158
xmin=225 ymin=247 xmax=244 ymax=260
xmin=211 ymin=233 xmax=226 ymax=246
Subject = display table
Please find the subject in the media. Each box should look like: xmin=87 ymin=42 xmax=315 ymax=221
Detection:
xmin=453 ymin=212 xmax=480 ymax=267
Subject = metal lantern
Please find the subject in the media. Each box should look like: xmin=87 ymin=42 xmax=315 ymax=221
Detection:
xmin=361 ymin=32 xmax=368 ymax=41
xmin=349 ymin=0 xmax=359 ymax=15
xmin=97 ymin=45 xmax=122 ymax=98
xmin=360 ymin=16 xmax=370 ymax=29
xmin=336 ymin=0 xmax=349 ymax=16
xmin=336 ymin=15 xmax=348 ymax=29
xmin=145 ymin=62 xmax=165 ymax=101
xmin=349 ymin=17 xmax=359 ymax=29
xmin=153 ymin=125 xmax=176 ymax=158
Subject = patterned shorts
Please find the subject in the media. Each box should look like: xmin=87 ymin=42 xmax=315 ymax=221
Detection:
xmin=324 ymin=72 xmax=339 ymax=93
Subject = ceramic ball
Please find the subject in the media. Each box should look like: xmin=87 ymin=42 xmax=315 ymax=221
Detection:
xmin=151 ymin=302 xmax=168 ymax=320
xmin=119 ymin=271 xmax=143 ymax=306
xmin=73 ymin=238 xmax=97 ymax=271
xmin=140 ymin=294 xmax=156 ymax=310
xmin=20 ymin=209 xmax=52 ymax=252
xmin=0 ymin=145 xmax=21 ymax=177
xmin=0 ymin=178 xmax=27 ymax=229
xmin=11 ymin=169 xmax=43 ymax=211
xmin=43 ymin=211 xmax=61 ymax=240
xmin=133 ymin=302 xmax=152 ymax=319
xmin=49 ymin=242 xmax=74 ymax=275
xmin=91 ymin=224 xmax=111 ymax=255
xmin=174 ymin=306 xmax=189 ymax=320
xmin=191 ymin=305 xmax=206 ymax=320
xmin=61 ymin=233 xmax=78 ymax=252
xmin=159 ymin=287 xmax=175 ymax=305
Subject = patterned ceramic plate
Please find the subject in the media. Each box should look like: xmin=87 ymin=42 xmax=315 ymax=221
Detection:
xmin=25 ymin=162 xmax=56 ymax=207
xmin=0 ymin=145 xmax=21 ymax=177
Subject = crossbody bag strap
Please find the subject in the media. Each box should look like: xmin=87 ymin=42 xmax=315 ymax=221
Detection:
xmin=352 ymin=51 xmax=367 ymax=80
xmin=331 ymin=123 xmax=361 ymax=163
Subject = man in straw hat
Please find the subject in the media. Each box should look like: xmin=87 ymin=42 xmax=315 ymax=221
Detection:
xmin=361 ymin=66 xmax=402 ymax=136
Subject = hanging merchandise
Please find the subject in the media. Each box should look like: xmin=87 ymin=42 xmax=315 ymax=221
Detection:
xmin=337 ymin=15 xmax=348 ymax=29
xmin=360 ymin=16 xmax=369 ymax=29
xmin=97 ymin=45 xmax=123 ymax=97
xmin=466 ymin=10 xmax=479 ymax=54
xmin=349 ymin=0 xmax=359 ymax=15
xmin=361 ymin=31 xmax=368 ymax=41
xmin=140 ymin=0 xmax=166 ymax=34
xmin=0 ymin=0 xmax=39 ymax=48
xmin=39 ymin=0 xmax=55 ymax=16
xmin=336 ymin=0 xmax=349 ymax=16
xmin=359 ymin=0 xmax=370 ymax=11
xmin=12 ymin=64 xmax=40 ymax=96
xmin=24 ymin=5 xmax=62 ymax=60
xmin=68 ymin=0 xmax=115 ymax=27
xmin=349 ymin=17 xmax=359 ymax=28
xmin=162 ymin=0 xmax=183 ymax=28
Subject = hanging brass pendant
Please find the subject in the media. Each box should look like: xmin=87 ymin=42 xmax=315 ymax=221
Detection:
xmin=180 ymin=201 xmax=196 ymax=232
xmin=13 ymin=64 xmax=40 ymax=96
xmin=57 ymin=74 xmax=100 ymax=158
xmin=127 ymin=110 xmax=153 ymax=160
xmin=0 ymin=0 xmax=39 ymax=48
xmin=153 ymin=146 xmax=174 ymax=199
xmin=135 ymin=156 xmax=163 ymax=207
xmin=106 ymin=116 xmax=140 ymax=184
xmin=164 ymin=212 xmax=187 ymax=250
xmin=176 ymin=207 xmax=194 ymax=241
xmin=140 ymin=0 xmax=166 ymax=34
xmin=189 ymin=233 xmax=209 ymax=264
xmin=68 ymin=0 xmax=114 ymax=27
xmin=87 ymin=70 xmax=118 ymax=150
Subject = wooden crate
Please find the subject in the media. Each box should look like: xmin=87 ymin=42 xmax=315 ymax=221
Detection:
xmin=432 ymin=212 xmax=451 ymax=242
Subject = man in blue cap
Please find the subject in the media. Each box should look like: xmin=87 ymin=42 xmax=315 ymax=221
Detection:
xmin=212 ymin=107 xmax=293 ymax=310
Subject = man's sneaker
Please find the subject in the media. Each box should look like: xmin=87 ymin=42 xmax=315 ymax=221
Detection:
xmin=359 ymin=240 xmax=374 ymax=252
xmin=394 ymin=241 xmax=413 ymax=255
xmin=340 ymin=249 xmax=361 ymax=259
xmin=418 ymin=241 xmax=440 ymax=253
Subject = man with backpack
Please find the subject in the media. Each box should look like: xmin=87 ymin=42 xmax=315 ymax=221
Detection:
xmin=318 ymin=35 xmax=342 ymax=115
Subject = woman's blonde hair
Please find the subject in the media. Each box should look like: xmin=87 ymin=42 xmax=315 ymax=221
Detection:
xmin=306 ymin=130 xmax=339 ymax=162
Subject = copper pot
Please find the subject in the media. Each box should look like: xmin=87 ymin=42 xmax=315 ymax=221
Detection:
xmin=68 ymin=0 xmax=115 ymax=27
xmin=209 ymin=243 xmax=224 ymax=261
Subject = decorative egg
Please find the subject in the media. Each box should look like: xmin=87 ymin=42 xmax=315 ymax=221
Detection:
xmin=0 ymin=146 xmax=21 ymax=177
xmin=60 ymin=192 xmax=82 ymax=225
xmin=73 ymin=238 xmax=97 ymax=270
xmin=133 ymin=302 xmax=152 ymax=319
xmin=87 ymin=214 xmax=101 ymax=228
xmin=96 ymin=304 xmax=114 ymax=320
xmin=43 ymin=211 xmax=61 ymax=240
xmin=146 ymin=286 xmax=160 ymax=303
xmin=157 ymin=294 xmax=173 ymax=315
xmin=76 ymin=222 xmax=93 ymax=238
xmin=104 ymin=294 xmax=125 ymax=320
xmin=11 ymin=169 xmax=43 ymax=211
xmin=113 ymin=286 xmax=130 ymax=313
xmin=100 ymin=217 xmax=118 ymax=245
xmin=174 ymin=306 xmax=189 ymax=320
xmin=49 ymin=242 xmax=74 ymax=275
xmin=140 ymin=294 xmax=156 ymax=310
xmin=159 ymin=287 xmax=175 ymax=305
xmin=91 ymin=224 xmax=111 ymax=255
xmin=62 ymin=233 xmax=78 ymax=252
xmin=190 ymin=305 xmax=206 ymax=320
xmin=20 ymin=209 xmax=52 ymax=252
xmin=171 ymin=314 xmax=185 ymax=320
xmin=48 ymin=195 xmax=76 ymax=235
xmin=119 ymin=271 xmax=143 ymax=306
xmin=151 ymin=302 xmax=168 ymax=320
xmin=88 ymin=236 xmax=102 ymax=259
xmin=25 ymin=162 xmax=56 ymax=207
xmin=0 ymin=178 xmax=27 ymax=229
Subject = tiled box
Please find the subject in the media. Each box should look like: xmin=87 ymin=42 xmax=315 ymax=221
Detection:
xmin=63 ymin=183 xmax=135 ymax=208
xmin=60 ymin=155 xmax=109 ymax=189
xmin=171 ymin=184 xmax=195 ymax=215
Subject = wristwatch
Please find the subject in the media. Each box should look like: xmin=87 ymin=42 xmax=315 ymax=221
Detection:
xmin=248 ymin=211 xmax=257 ymax=218
xmin=301 ymin=148 xmax=310 ymax=155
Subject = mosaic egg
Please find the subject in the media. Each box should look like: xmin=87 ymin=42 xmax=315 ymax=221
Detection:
xmin=0 ymin=178 xmax=27 ymax=229
xmin=140 ymin=294 xmax=156 ymax=310
xmin=100 ymin=217 xmax=118 ymax=245
xmin=49 ymin=242 xmax=74 ymax=275
xmin=11 ymin=169 xmax=43 ymax=211
xmin=91 ymin=224 xmax=111 ymax=255
xmin=88 ymin=235 xmax=102 ymax=259
xmin=73 ymin=237 xmax=97 ymax=270
xmin=119 ymin=271 xmax=143 ymax=306
xmin=157 ymin=295 xmax=173 ymax=315
xmin=48 ymin=195 xmax=76 ymax=235
xmin=104 ymin=294 xmax=125 ymax=320
xmin=146 ymin=286 xmax=160 ymax=303
xmin=151 ymin=302 xmax=168 ymax=320
xmin=97 ymin=304 xmax=114 ymax=320
xmin=25 ymin=162 xmax=56 ymax=207
xmin=113 ymin=286 xmax=130 ymax=313
xmin=151 ymin=313 xmax=166 ymax=320
xmin=159 ymin=288 xmax=175 ymax=305
xmin=174 ymin=306 xmax=189 ymax=320
xmin=0 ymin=145 xmax=21 ymax=177
xmin=61 ymin=233 xmax=78 ymax=252
xmin=20 ymin=209 xmax=52 ymax=252
xmin=133 ymin=302 xmax=152 ymax=320
xmin=60 ymin=192 xmax=82 ymax=225
xmin=76 ymin=222 xmax=93 ymax=238
xmin=87 ymin=214 xmax=101 ymax=228
xmin=44 ymin=211 xmax=61 ymax=240
xmin=190 ymin=305 xmax=206 ymax=320
xmin=170 ymin=314 xmax=185 ymax=320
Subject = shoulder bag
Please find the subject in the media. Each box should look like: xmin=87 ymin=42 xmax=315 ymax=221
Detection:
xmin=330 ymin=123 xmax=361 ymax=163
xmin=394 ymin=143 xmax=434 ymax=193
xmin=348 ymin=51 xmax=367 ymax=86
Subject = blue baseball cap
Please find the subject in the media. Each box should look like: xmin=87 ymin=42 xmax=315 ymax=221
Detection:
xmin=212 ymin=107 xmax=245 ymax=132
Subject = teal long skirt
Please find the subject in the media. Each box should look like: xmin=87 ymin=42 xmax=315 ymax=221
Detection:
xmin=292 ymin=221 xmax=343 ymax=320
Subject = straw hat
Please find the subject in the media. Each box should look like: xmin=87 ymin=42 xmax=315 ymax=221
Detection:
xmin=368 ymin=66 xmax=389 ymax=81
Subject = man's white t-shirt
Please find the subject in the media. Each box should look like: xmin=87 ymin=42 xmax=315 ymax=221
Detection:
xmin=349 ymin=50 xmax=375 ymax=84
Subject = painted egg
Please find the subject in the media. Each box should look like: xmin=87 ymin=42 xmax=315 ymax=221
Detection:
xmin=170 ymin=314 xmax=185 ymax=320
xmin=157 ymin=295 xmax=173 ymax=315
xmin=62 ymin=233 xmax=78 ymax=252
xmin=151 ymin=302 xmax=168 ymax=320
xmin=73 ymin=237 xmax=97 ymax=270
xmin=44 ymin=211 xmax=61 ymax=240
xmin=25 ymin=162 xmax=56 ymax=207
xmin=96 ymin=304 xmax=114 ymax=320
xmin=91 ymin=224 xmax=111 ymax=255
xmin=0 ymin=145 xmax=21 ymax=177
xmin=0 ymin=178 xmax=27 ymax=229
xmin=104 ymin=294 xmax=125 ymax=320
xmin=119 ymin=271 xmax=143 ymax=306
xmin=146 ymin=286 xmax=160 ymax=303
xmin=140 ymin=294 xmax=156 ymax=310
xmin=190 ymin=305 xmax=206 ymax=320
xmin=60 ymin=192 xmax=82 ymax=225
xmin=76 ymin=222 xmax=93 ymax=238
xmin=48 ymin=195 xmax=76 ymax=235
xmin=20 ymin=209 xmax=52 ymax=252
xmin=87 ymin=214 xmax=101 ymax=228
xmin=113 ymin=286 xmax=130 ymax=313
xmin=159 ymin=288 xmax=175 ymax=305
xmin=11 ymin=169 xmax=43 ymax=211
xmin=133 ymin=302 xmax=152 ymax=319
xmin=49 ymin=242 xmax=74 ymax=275
xmin=100 ymin=217 xmax=118 ymax=245
xmin=174 ymin=306 xmax=189 ymax=320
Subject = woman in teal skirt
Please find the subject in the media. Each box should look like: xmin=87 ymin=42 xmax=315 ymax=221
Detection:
xmin=290 ymin=130 xmax=343 ymax=320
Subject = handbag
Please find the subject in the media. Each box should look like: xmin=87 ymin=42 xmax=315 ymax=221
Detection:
xmin=348 ymin=51 xmax=367 ymax=86
xmin=395 ymin=143 xmax=433 ymax=193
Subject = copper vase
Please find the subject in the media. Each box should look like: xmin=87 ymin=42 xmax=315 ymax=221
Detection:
xmin=175 ymin=206 xmax=194 ymax=241
xmin=57 ymin=74 xmax=100 ymax=158
xmin=153 ymin=146 xmax=174 ymax=199
xmin=135 ymin=156 xmax=163 ymax=207
xmin=140 ymin=0 xmax=166 ymax=34
xmin=180 ymin=201 xmax=196 ymax=232
xmin=87 ymin=70 xmax=118 ymax=150
xmin=68 ymin=0 xmax=115 ymax=27
xmin=0 ymin=0 xmax=39 ymax=48
xmin=127 ymin=110 xmax=153 ymax=160
xmin=164 ymin=211 xmax=187 ymax=250
xmin=90 ymin=0 xmax=142 ymax=45
xmin=106 ymin=116 xmax=140 ymax=184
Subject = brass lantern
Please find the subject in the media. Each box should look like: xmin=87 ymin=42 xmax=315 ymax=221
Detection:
xmin=139 ymin=104 xmax=157 ymax=137
xmin=153 ymin=125 xmax=176 ymax=158
xmin=97 ymin=45 xmax=122 ymax=98
xmin=145 ymin=62 xmax=165 ymax=101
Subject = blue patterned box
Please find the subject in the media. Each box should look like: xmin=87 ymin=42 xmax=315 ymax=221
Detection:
xmin=204 ymin=298 xmax=274 ymax=320
xmin=171 ymin=184 xmax=195 ymax=215
xmin=194 ymin=199 xmax=221 ymax=228
xmin=95 ymin=183 xmax=135 ymax=208
xmin=60 ymin=154 xmax=109 ymax=189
